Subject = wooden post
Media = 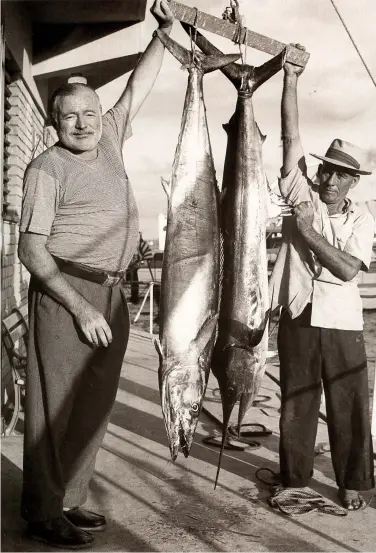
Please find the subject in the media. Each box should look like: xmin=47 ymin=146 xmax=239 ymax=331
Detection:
xmin=372 ymin=361 xmax=376 ymax=438
xmin=150 ymin=281 xmax=154 ymax=335
xmin=0 ymin=20 xmax=5 ymax=218
xmin=169 ymin=1 xmax=310 ymax=67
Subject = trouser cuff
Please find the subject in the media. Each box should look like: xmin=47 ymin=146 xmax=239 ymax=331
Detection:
xmin=280 ymin=476 xmax=311 ymax=488
xmin=339 ymin=476 xmax=375 ymax=491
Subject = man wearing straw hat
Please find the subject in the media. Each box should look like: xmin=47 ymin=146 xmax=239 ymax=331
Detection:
xmin=270 ymin=49 xmax=375 ymax=511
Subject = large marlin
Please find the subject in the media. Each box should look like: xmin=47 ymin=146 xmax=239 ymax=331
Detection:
xmin=182 ymin=25 xmax=289 ymax=485
xmin=154 ymin=29 xmax=240 ymax=461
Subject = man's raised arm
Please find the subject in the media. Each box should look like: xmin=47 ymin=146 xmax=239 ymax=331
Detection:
xmin=281 ymin=46 xmax=306 ymax=178
xmin=114 ymin=0 xmax=174 ymax=121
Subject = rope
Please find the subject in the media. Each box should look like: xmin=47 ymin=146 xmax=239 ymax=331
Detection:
xmin=269 ymin=486 xmax=348 ymax=517
xmin=189 ymin=8 xmax=199 ymax=66
xmin=328 ymin=0 xmax=376 ymax=89
xmin=222 ymin=0 xmax=248 ymax=66
xmin=255 ymin=467 xmax=348 ymax=517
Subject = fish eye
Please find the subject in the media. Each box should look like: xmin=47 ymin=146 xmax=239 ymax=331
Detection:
xmin=191 ymin=403 xmax=199 ymax=413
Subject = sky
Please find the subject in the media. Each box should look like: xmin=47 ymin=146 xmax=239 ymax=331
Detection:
xmin=96 ymin=0 xmax=376 ymax=238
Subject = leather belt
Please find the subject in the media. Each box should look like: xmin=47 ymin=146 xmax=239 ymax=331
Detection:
xmin=54 ymin=257 xmax=126 ymax=287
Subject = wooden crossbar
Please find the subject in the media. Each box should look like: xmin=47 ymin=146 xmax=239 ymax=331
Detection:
xmin=169 ymin=1 xmax=310 ymax=67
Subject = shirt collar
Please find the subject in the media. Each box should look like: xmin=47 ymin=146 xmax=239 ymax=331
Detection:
xmin=329 ymin=197 xmax=354 ymax=218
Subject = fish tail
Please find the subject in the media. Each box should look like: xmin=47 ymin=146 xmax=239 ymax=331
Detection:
xmin=253 ymin=48 xmax=289 ymax=91
xmin=202 ymin=54 xmax=241 ymax=74
xmin=156 ymin=28 xmax=239 ymax=73
xmin=181 ymin=23 xmax=241 ymax=86
xmin=155 ymin=29 xmax=192 ymax=66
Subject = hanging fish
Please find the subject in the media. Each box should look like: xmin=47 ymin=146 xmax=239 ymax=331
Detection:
xmin=154 ymin=28 xmax=240 ymax=461
xmin=182 ymin=24 xmax=290 ymax=486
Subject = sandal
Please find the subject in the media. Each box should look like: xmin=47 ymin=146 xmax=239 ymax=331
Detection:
xmin=338 ymin=489 xmax=368 ymax=511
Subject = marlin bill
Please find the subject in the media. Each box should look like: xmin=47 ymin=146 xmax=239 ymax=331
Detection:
xmin=154 ymin=29 xmax=240 ymax=461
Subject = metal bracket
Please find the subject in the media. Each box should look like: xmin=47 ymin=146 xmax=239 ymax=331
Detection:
xmin=169 ymin=1 xmax=310 ymax=67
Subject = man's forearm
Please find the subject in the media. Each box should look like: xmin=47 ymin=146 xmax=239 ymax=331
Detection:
xmin=281 ymin=73 xmax=304 ymax=177
xmin=299 ymin=226 xmax=362 ymax=281
xmin=118 ymin=24 xmax=172 ymax=121
xmin=19 ymin=241 xmax=89 ymax=316
xmin=282 ymin=74 xmax=300 ymax=139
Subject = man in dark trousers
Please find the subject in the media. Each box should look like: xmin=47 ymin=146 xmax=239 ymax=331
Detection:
xmin=270 ymin=49 xmax=375 ymax=511
xmin=18 ymin=1 xmax=174 ymax=549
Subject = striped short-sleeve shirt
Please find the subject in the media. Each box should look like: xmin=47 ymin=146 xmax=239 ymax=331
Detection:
xmin=20 ymin=105 xmax=139 ymax=272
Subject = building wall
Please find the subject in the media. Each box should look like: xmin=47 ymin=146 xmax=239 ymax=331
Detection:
xmin=3 ymin=76 xmax=53 ymax=310
xmin=2 ymin=4 xmax=52 ymax=418
xmin=2 ymin=1 xmax=48 ymax=114
xmin=2 ymin=74 xmax=54 ymax=399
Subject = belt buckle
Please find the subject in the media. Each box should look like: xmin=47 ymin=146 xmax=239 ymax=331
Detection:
xmin=102 ymin=274 xmax=121 ymax=287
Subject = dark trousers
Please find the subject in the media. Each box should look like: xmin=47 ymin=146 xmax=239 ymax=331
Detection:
xmin=278 ymin=304 xmax=374 ymax=491
xmin=22 ymin=274 xmax=130 ymax=522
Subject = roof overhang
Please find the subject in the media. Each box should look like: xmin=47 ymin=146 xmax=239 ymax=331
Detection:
xmin=22 ymin=0 xmax=147 ymax=62
xmin=35 ymin=53 xmax=141 ymax=104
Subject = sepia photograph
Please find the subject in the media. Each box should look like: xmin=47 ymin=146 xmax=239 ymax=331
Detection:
xmin=1 ymin=1 xmax=376 ymax=551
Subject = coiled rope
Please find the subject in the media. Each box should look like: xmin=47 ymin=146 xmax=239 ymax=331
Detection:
xmin=255 ymin=468 xmax=348 ymax=517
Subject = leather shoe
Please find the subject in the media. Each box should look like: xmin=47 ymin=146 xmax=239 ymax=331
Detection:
xmin=65 ymin=507 xmax=107 ymax=532
xmin=27 ymin=516 xmax=94 ymax=550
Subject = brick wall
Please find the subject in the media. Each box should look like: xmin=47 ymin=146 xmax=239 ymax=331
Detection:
xmin=2 ymin=75 xmax=54 ymax=406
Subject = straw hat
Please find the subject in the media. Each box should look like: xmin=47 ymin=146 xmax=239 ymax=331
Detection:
xmin=310 ymin=139 xmax=372 ymax=175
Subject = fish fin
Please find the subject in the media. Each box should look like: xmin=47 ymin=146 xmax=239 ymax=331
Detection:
xmin=256 ymin=122 xmax=267 ymax=143
xmin=181 ymin=23 xmax=242 ymax=87
xmin=221 ymin=313 xmax=269 ymax=350
xmin=238 ymin=393 xmax=254 ymax=428
xmin=160 ymin=176 xmax=171 ymax=198
xmin=202 ymin=53 xmax=241 ymax=74
xmin=155 ymin=29 xmax=192 ymax=67
xmin=193 ymin=314 xmax=219 ymax=353
xmin=249 ymin=310 xmax=270 ymax=347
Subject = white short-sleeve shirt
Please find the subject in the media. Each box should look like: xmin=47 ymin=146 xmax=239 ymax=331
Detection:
xmin=269 ymin=161 xmax=375 ymax=330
